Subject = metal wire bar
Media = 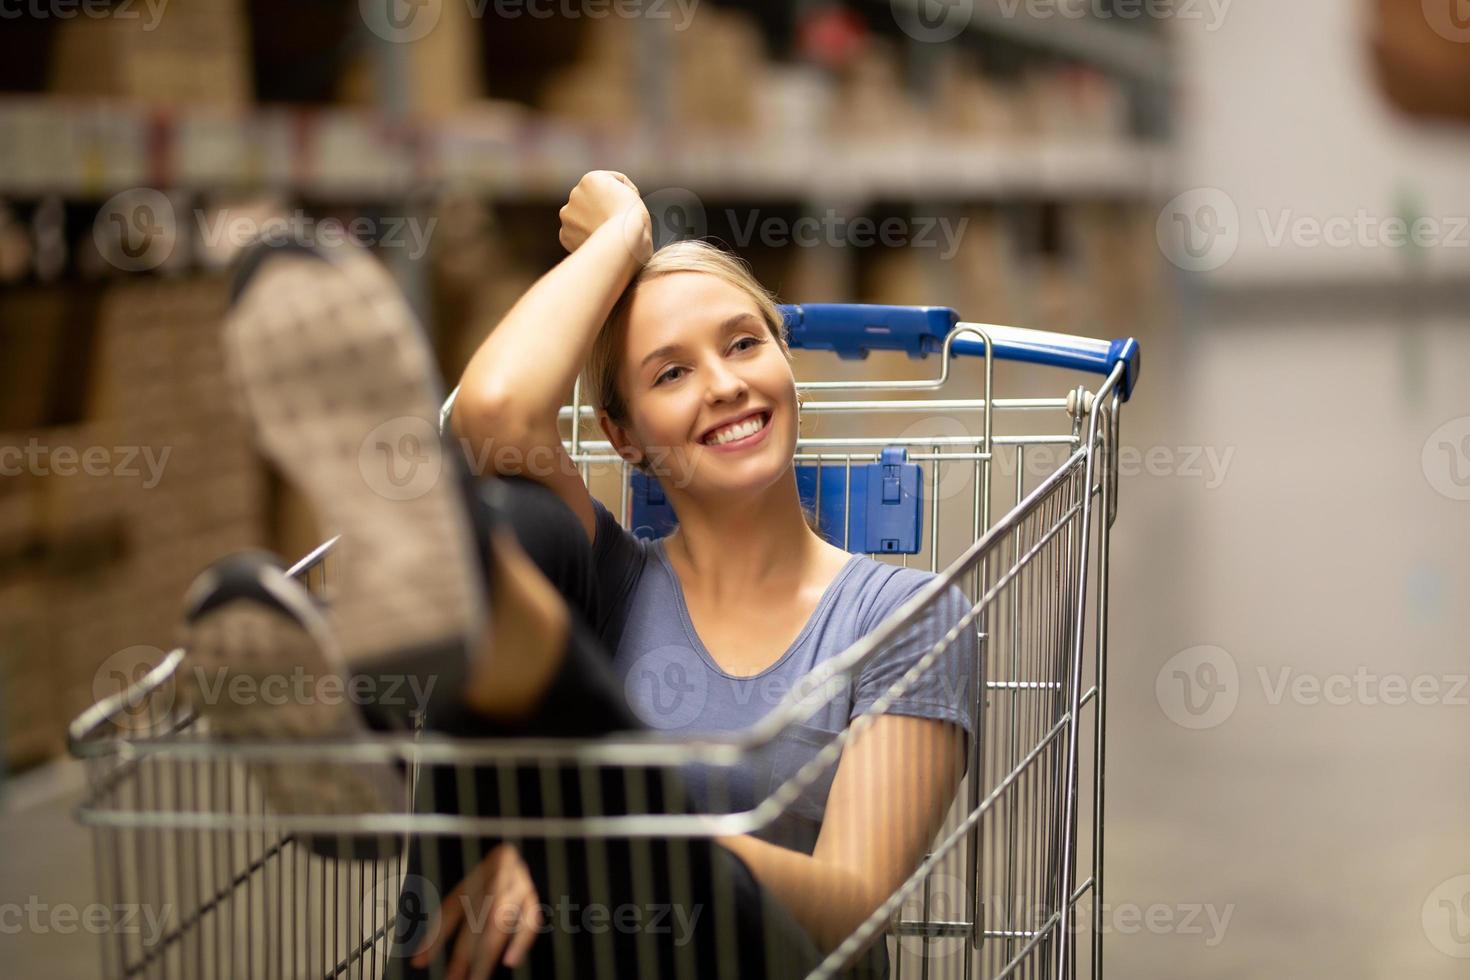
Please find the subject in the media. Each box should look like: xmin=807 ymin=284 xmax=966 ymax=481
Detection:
xmin=69 ymin=342 xmax=1125 ymax=980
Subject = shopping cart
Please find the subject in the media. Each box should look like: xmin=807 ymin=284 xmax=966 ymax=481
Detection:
xmin=68 ymin=303 xmax=1139 ymax=980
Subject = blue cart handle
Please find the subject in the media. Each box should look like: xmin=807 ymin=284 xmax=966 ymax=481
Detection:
xmin=780 ymin=304 xmax=1140 ymax=401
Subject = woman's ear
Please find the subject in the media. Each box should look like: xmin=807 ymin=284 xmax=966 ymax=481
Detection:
xmin=598 ymin=412 xmax=644 ymax=467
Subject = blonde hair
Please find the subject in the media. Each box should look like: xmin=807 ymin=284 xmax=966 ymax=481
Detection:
xmin=584 ymin=240 xmax=824 ymax=536
xmin=584 ymin=240 xmax=793 ymax=432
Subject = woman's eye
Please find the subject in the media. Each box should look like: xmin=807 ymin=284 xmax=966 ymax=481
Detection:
xmin=655 ymin=366 xmax=685 ymax=385
xmin=732 ymin=337 xmax=762 ymax=352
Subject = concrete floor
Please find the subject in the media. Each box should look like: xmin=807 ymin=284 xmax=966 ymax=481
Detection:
xmin=5 ymin=299 xmax=1469 ymax=979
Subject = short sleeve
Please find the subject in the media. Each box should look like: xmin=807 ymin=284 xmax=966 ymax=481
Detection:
xmin=589 ymin=495 xmax=650 ymax=649
xmin=851 ymin=570 xmax=977 ymax=738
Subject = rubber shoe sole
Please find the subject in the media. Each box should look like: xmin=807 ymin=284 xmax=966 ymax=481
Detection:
xmin=223 ymin=242 xmax=486 ymax=719
xmin=180 ymin=551 xmax=407 ymax=819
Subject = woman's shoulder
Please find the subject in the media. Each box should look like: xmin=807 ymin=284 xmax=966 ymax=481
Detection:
xmin=838 ymin=555 xmax=970 ymax=631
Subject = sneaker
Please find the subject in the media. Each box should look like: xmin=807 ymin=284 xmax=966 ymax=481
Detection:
xmin=222 ymin=240 xmax=488 ymax=726
xmin=180 ymin=550 xmax=406 ymax=816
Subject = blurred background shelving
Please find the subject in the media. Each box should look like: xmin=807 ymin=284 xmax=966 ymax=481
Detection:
xmin=0 ymin=0 xmax=1174 ymax=782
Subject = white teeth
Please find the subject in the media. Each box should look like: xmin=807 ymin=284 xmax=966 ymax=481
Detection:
xmin=705 ymin=413 xmax=767 ymax=446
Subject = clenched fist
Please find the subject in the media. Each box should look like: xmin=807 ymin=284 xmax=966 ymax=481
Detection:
xmin=558 ymin=170 xmax=653 ymax=264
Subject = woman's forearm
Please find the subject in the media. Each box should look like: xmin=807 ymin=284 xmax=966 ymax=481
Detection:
xmin=716 ymin=833 xmax=881 ymax=955
xmin=454 ymin=214 xmax=646 ymax=440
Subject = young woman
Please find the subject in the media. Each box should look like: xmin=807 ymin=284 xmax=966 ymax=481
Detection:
xmin=436 ymin=171 xmax=978 ymax=975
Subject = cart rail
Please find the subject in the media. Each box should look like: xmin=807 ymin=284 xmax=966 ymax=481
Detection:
xmin=70 ymin=308 xmax=1132 ymax=980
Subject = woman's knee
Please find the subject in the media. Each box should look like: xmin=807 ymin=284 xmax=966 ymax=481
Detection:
xmin=477 ymin=476 xmax=598 ymax=622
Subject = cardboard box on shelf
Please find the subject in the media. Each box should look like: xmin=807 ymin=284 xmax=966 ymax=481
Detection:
xmin=539 ymin=70 xmax=640 ymax=131
xmin=538 ymin=17 xmax=637 ymax=129
xmin=833 ymin=41 xmax=921 ymax=139
xmin=780 ymin=237 xmax=853 ymax=305
xmin=338 ymin=0 xmax=485 ymax=117
xmin=0 ymin=270 xmax=272 ymax=766
xmin=49 ymin=0 xmax=251 ymax=107
xmin=929 ymin=55 xmax=1021 ymax=139
xmin=952 ymin=207 xmax=1020 ymax=327
xmin=0 ymin=287 xmax=75 ymax=433
xmin=755 ymin=66 xmax=836 ymax=142
xmin=0 ymin=576 xmax=62 ymax=770
xmin=671 ymin=9 xmax=764 ymax=133
xmin=0 ymin=468 xmax=40 ymax=571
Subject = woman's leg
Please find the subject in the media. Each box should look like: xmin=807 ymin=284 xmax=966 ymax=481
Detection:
xmin=387 ymin=476 xmax=826 ymax=980
xmin=217 ymin=242 xmax=828 ymax=978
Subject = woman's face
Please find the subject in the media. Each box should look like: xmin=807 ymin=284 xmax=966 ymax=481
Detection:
xmin=602 ymin=271 xmax=797 ymax=497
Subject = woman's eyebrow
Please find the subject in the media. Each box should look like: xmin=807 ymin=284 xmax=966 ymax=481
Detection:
xmin=638 ymin=314 xmax=759 ymax=371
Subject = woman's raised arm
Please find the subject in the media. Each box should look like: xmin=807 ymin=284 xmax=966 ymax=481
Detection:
xmin=450 ymin=171 xmax=651 ymax=541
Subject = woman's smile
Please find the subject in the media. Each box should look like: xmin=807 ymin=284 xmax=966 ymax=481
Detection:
xmin=698 ymin=409 xmax=774 ymax=452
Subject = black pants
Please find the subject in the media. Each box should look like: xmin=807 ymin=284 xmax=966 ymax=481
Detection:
xmin=381 ymin=477 xmax=834 ymax=980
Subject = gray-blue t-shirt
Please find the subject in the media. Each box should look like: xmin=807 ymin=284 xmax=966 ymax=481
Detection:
xmin=591 ymin=496 xmax=978 ymax=856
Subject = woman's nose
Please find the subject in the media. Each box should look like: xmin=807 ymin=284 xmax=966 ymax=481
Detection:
xmin=703 ymin=361 xmax=748 ymax=403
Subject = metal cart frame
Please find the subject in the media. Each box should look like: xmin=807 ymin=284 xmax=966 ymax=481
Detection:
xmin=69 ymin=304 xmax=1139 ymax=980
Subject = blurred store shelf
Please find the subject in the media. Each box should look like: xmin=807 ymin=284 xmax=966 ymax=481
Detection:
xmin=0 ymin=98 xmax=1170 ymax=201
xmin=886 ymin=0 xmax=1171 ymax=84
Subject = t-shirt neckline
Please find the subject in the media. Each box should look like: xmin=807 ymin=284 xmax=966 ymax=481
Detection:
xmin=652 ymin=539 xmax=865 ymax=681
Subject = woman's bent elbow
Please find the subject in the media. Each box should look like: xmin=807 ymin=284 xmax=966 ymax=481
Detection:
xmin=452 ymin=389 xmax=538 ymax=470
